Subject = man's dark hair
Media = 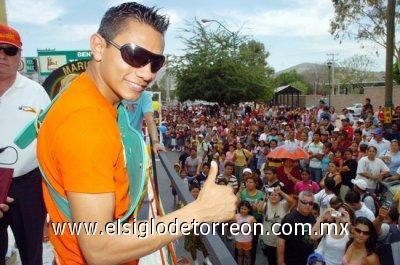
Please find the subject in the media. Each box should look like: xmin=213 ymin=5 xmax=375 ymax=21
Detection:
xmin=354 ymin=129 xmax=362 ymax=136
xmin=359 ymin=143 xmax=368 ymax=152
xmin=324 ymin=177 xmax=336 ymax=191
xmin=202 ymin=162 xmax=210 ymax=168
xmin=225 ymin=161 xmax=235 ymax=168
xmin=345 ymin=190 xmax=360 ymax=204
xmin=98 ymin=2 xmax=170 ymax=41
xmin=344 ymin=148 xmax=353 ymax=154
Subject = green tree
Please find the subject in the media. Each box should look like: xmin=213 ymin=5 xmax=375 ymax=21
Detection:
xmin=330 ymin=0 xmax=400 ymax=65
xmin=274 ymin=70 xmax=311 ymax=94
xmin=171 ymin=20 xmax=274 ymax=105
xmin=336 ymin=54 xmax=377 ymax=94
xmin=148 ymin=81 xmax=166 ymax=101
xmin=394 ymin=61 xmax=400 ymax=84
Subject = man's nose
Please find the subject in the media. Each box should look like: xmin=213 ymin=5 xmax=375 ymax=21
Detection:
xmin=135 ymin=63 xmax=154 ymax=83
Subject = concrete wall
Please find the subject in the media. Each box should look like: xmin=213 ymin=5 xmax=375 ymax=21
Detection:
xmin=299 ymin=85 xmax=400 ymax=109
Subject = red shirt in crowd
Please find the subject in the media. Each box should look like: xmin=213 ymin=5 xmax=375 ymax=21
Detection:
xmin=276 ymin=165 xmax=302 ymax=194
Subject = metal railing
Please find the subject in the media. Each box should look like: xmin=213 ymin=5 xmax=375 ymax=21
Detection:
xmin=157 ymin=152 xmax=237 ymax=265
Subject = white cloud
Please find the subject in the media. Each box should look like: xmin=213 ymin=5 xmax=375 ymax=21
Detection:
xmin=6 ymin=0 xmax=65 ymax=25
xmin=54 ymin=24 xmax=99 ymax=42
xmin=161 ymin=9 xmax=186 ymax=29
xmin=215 ymin=0 xmax=334 ymax=37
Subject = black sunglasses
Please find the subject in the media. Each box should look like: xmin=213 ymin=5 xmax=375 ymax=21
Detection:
xmin=354 ymin=227 xmax=370 ymax=236
xmin=0 ymin=46 xmax=19 ymax=56
xmin=299 ymin=200 xmax=313 ymax=206
xmin=105 ymin=39 xmax=165 ymax=73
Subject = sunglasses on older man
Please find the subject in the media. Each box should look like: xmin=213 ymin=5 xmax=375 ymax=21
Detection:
xmin=0 ymin=46 xmax=19 ymax=56
xmin=104 ymin=38 xmax=165 ymax=73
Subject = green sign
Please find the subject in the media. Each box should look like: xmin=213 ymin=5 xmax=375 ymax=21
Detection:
xmin=37 ymin=50 xmax=91 ymax=76
xmin=25 ymin=57 xmax=36 ymax=73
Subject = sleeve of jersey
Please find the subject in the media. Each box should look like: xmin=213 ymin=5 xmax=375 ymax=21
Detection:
xmin=142 ymin=92 xmax=154 ymax=114
xmin=52 ymin=108 xmax=119 ymax=193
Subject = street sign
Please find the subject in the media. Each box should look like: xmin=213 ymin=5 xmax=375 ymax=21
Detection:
xmin=18 ymin=57 xmax=37 ymax=74
xmin=37 ymin=50 xmax=91 ymax=76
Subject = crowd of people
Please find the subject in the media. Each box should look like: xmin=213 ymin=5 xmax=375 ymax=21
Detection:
xmin=162 ymin=99 xmax=400 ymax=265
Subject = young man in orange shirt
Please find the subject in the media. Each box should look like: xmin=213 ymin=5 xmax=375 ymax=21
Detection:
xmin=37 ymin=2 xmax=237 ymax=264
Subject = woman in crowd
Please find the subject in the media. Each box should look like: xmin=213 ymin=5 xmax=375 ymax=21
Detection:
xmin=184 ymin=147 xmax=203 ymax=177
xmin=293 ymin=169 xmax=320 ymax=195
xmin=356 ymin=146 xmax=389 ymax=192
xmin=320 ymin=162 xmax=342 ymax=196
xmin=233 ymin=142 xmax=253 ymax=183
xmin=379 ymin=139 xmax=400 ymax=179
xmin=342 ymin=217 xmax=380 ymax=265
xmin=311 ymin=202 xmax=354 ymax=265
xmin=258 ymin=186 xmax=295 ymax=265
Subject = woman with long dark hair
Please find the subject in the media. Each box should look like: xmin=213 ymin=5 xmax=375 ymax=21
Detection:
xmin=342 ymin=217 xmax=380 ymax=265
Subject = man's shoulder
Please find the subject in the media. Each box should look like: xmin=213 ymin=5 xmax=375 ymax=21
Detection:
xmin=15 ymin=73 xmax=49 ymax=100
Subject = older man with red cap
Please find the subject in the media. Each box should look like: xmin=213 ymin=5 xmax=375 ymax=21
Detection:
xmin=0 ymin=23 xmax=50 ymax=265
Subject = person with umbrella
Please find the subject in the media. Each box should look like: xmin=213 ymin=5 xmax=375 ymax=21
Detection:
xmin=267 ymin=144 xmax=309 ymax=195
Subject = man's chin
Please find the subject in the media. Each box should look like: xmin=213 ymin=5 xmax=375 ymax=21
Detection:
xmin=122 ymin=91 xmax=142 ymax=101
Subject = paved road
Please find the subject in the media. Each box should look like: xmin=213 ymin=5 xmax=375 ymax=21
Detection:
xmin=7 ymin=151 xmax=268 ymax=265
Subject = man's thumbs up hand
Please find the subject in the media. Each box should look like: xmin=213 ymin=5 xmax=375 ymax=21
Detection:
xmin=193 ymin=161 xmax=238 ymax=223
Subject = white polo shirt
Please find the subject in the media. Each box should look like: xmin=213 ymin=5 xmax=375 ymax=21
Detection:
xmin=369 ymin=138 xmax=391 ymax=156
xmin=0 ymin=72 xmax=50 ymax=177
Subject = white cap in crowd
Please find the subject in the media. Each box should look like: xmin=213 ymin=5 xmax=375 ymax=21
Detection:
xmin=351 ymin=179 xmax=367 ymax=191
xmin=243 ymin=168 xmax=252 ymax=174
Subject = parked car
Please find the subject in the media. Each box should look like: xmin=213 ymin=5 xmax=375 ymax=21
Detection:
xmin=346 ymin=103 xmax=363 ymax=116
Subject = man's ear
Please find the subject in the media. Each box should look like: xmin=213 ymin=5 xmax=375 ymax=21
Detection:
xmin=90 ymin=33 xmax=105 ymax=62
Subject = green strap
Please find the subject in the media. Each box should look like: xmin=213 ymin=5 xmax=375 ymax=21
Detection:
xmin=14 ymin=80 xmax=146 ymax=223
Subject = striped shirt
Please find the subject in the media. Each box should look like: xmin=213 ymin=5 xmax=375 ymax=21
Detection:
xmin=216 ymin=174 xmax=239 ymax=189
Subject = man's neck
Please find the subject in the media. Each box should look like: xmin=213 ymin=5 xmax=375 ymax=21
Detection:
xmin=0 ymin=73 xmax=17 ymax=97
xmin=268 ymin=179 xmax=278 ymax=185
xmin=86 ymin=62 xmax=120 ymax=107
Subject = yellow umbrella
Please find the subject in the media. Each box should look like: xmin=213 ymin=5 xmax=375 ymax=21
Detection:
xmin=152 ymin=101 xmax=161 ymax=111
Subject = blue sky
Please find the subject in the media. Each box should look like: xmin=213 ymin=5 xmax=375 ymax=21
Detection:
xmin=5 ymin=0 xmax=386 ymax=72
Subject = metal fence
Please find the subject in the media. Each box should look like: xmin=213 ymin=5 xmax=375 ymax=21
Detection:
xmin=157 ymin=152 xmax=237 ymax=265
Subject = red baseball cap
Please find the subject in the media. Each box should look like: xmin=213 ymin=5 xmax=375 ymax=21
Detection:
xmin=0 ymin=23 xmax=22 ymax=48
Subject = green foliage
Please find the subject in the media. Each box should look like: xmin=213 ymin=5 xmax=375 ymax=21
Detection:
xmin=394 ymin=61 xmax=400 ymax=84
xmin=148 ymin=81 xmax=166 ymax=101
xmin=274 ymin=70 xmax=311 ymax=94
xmin=170 ymin=20 xmax=274 ymax=105
xmin=330 ymin=0 xmax=400 ymax=60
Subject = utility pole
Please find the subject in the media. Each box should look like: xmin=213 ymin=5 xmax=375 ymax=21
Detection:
xmin=384 ymin=0 xmax=395 ymax=125
xmin=327 ymin=53 xmax=338 ymax=94
xmin=0 ymin=0 xmax=7 ymax=24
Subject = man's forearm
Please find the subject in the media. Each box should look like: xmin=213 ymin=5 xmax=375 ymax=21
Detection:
xmin=79 ymin=201 xmax=206 ymax=265
xmin=145 ymin=113 xmax=160 ymax=143
xmin=277 ymin=238 xmax=285 ymax=265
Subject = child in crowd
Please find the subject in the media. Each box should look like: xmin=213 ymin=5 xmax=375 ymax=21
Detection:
xmin=183 ymin=184 xmax=212 ymax=265
xmin=233 ymin=201 xmax=256 ymax=265
xmin=333 ymin=149 xmax=343 ymax=167
xmin=171 ymin=163 xmax=181 ymax=206
xmin=219 ymin=153 xmax=227 ymax=175
xmin=357 ymin=143 xmax=369 ymax=161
